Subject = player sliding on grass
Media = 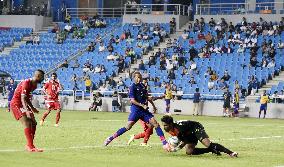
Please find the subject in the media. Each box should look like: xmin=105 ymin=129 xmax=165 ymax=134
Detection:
xmin=161 ymin=115 xmax=238 ymax=157
xmin=40 ymin=73 xmax=62 ymax=127
xmin=10 ymin=70 xmax=45 ymax=152
xmin=104 ymin=71 xmax=171 ymax=151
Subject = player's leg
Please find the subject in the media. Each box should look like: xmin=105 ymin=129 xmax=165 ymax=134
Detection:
xmin=263 ymin=107 xmax=266 ymax=119
xmin=185 ymin=143 xmax=211 ymax=155
xmin=7 ymin=100 xmax=11 ymax=112
xmin=105 ymin=121 xmax=136 ymax=146
xmin=19 ymin=115 xmax=34 ymax=150
xmin=142 ymin=125 xmax=153 ymax=144
xmin=55 ymin=102 xmax=61 ymax=127
xmin=259 ymin=105 xmax=263 ymax=118
xmin=203 ymin=138 xmax=237 ymax=157
xmin=30 ymin=114 xmax=43 ymax=152
xmin=41 ymin=103 xmax=53 ymax=126
xmin=147 ymin=115 xmax=168 ymax=146
xmin=165 ymin=100 xmax=170 ymax=114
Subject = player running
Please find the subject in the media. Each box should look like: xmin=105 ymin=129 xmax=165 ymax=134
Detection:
xmin=40 ymin=73 xmax=62 ymax=127
xmin=104 ymin=71 xmax=171 ymax=151
xmin=10 ymin=69 xmax=45 ymax=152
xmin=161 ymin=115 xmax=238 ymax=157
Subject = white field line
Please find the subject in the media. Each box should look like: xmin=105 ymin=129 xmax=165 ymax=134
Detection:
xmin=0 ymin=135 xmax=283 ymax=153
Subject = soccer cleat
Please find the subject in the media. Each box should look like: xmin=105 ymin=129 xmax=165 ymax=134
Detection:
xmin=54 ymin=124 xmax=59 ymax=127
xmin=40 ymin=120 xmax=44 ymax=126
xmin=140 ymin=143 xmax=151 ymax=147
xmin=127 ymin=135 xmax=135 ymax=145
xmin=32 ymin=147 xmax=44 ymax=152
xmin=104 ymin=137 xmax=113 ymax=146
xmin=229 ymin=152 xmax=238 ymax=158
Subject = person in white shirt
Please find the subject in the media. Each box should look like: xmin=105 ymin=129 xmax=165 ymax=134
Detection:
xmin=64 ymin=24 xmax=72 ymax=32
xmin=107 ymin=52 xmax=119 ymax=61
xmin=99 ymin=43 xmax=105 ymax=52
xmin=233 ymin=32 xmax=240 ymax=39
xmin=99 ymin=84 xmax=108 ymax=94
xmin=33 ymin=34 xmax=40 ymax=45
xmin=166 ymin=59 xmax=174 ymax=71
xmin=94 ymin=64 xmax=101 ymax=73
xmin=237 ymin=45 xmax=245 ymax=54
xmin=278 ymin=40 xmax=284 ymax=49
xmin=214 ymin=22 xmax=221 ymax=31
xmin=181 ymin=29 xmax=189 ymax=39
xmin=208 ymin=78 xmax=215 ymax=90
xmin=190 ymin=60 xmax=197 ymax=70
xmin=268 ymin=27 xmax=274 ymax=36
xmin=267 ymin=59 xmax=275 ymax=68
xmin=213 ymin=44 xmax=221 ymax=53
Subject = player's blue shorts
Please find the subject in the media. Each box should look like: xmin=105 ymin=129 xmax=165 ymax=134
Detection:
xmin=260 ymin=104 xmax=267 ymax=111
xmin=8 ymin=95 xmax=13 ymax=101
xmin=128 ymin=106 xmax=153 ymax=123
xmin=165 ymin=99 xmax=171 ymax=105
xmin=234 ymin=103 xmax=239 ymax=113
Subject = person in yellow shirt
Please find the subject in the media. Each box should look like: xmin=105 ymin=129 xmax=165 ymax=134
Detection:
xmin=259 ymin=90 xmax=269 ymax=118
xmin=85 ymin=76 xmax=92 ymax=93
xmin=232 ymin=88 xmax=240 ymax=117
xmin=164 ymin=83 xmax=173 ymax=115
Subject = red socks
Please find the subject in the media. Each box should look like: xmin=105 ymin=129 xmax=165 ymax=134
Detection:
xmin=24 ymin=128 xmax=34 ymax=148
xmin=134 ymin=127 xmax=154 ymax=143
xmin=56 ymin=112 xmax=61 ymax=124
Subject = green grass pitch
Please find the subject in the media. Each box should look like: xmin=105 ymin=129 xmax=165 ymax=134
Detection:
xmin=0 ymin=108 xmax=284 ymax=167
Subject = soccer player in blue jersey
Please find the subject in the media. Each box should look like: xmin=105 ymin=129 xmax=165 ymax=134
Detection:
xmin=104 ymin=71 xmax=171 ymax=151
xmin=7 ymin=78 xmax=17 ymax=112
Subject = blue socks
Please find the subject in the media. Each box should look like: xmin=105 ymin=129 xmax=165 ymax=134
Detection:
xmin=155 ymin=126 xmax=167 ymax=145
xmin=109 ymin=127 xmax=127 ymax=140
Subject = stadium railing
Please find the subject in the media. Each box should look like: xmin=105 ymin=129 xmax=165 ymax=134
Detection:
xmin=66 ymin=8 xmax=125 ymax=18
xmin=124 ymin=4 xmax=190 ymax=16
xmin=195 ymin=1 xmax=284 ymax=15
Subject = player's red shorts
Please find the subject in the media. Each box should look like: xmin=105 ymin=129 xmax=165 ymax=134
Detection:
xmin=45 ymin=101 xmax=61 ymax=110
xmin=10 ymin=101 xmax=34 ymax=120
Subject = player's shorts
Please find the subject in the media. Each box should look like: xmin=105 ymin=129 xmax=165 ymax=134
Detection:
xmin=260 ymin=104 xmax=267 ymax=111
xmin=10 ymin=101 xmax=34 ymax=120
xmin=45 ymin=101 xmax=61 ymax=110
xmin=128 ymin=106 xmax=154 ymax=123
xmin=165 ymin=99 xmax=171 ymax=105
xmin=187 ymin=122 xmax=209 ymax=145
xmin=223 ymin=102 xmax=231 ymax=109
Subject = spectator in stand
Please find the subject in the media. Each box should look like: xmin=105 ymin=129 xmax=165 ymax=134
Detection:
xmin=87 ymin=42 xmax=95 ymax=52
xmin=83 ymin=59 xmax=93 ymax=72
xmin=117 ymin=77 xmax=125 ymax=87
xmin=107 ymin=43 xmax=114 ymax=53
xmin=189 ymin=76 xmax=196 ymax=85
xmin=250 ymin=56 xmax=258 ymax=68
xmin=237 ymin=44 xmax=245 ymax=54
xmin=267 ymin=59 xmax=275 ymax=68
xmin=138 ymin=60 xmax=146 ymax=71
xmin=107 ymin=52 xmax=119 ymax=61
xmin=210 ymin=71 xmax=218 ymax=81
xmin=117 ymin=56 xmax=125 ymax=73
xmin=221 ymin=70 xmax=231 ymax=81
xmin=277 ymin=40 xmax=284 ymax=49
xmin=133 ymin=18 xmax=142 ymax=26
xmin=58 ymin=59 xmax=68 ymax=69
xmin=99 ymin=42 xmax=105 ymax=52
xmin=218 ymin=79 xmax=228 ymax=90
xmin=51 ymin=23 xmax=59 ymax=33
xmin=154 ymin=77 xmax=161 ymax=87
xmin=209 ymin=18 xmax=216 ymax=27
xmin=100 ymin=65 xmax=106 ymax=73
xmin=169 ymin=17 xmax=176 ymax=34
xmin=71 ymin=74 xmax=79 ymax=92
xmin=65 ymin=13 xmax=71 ymax=23
xmin=26 ymin=35 xmax=33 ymax=45
xmin=108 ymin=77 xmax=117 ymax=89
xmin=168 ymin=69 xmax=175 ymax=80
xmin=94 ymin=64 xmax=101 ymax=73
xmin=64 ymin=23 xmax=72 ymax=33
xmin=33 ymin=34 xmax=40 ymax=45
xmin=208 ymin=78 xmax=215 ymax=90
xmin=181 ymin=29 xmax=189 ymax=39
xmin=71 ymin=59 xmax=80 ymax=70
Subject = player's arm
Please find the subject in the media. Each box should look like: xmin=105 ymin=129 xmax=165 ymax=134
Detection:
xmin=21 ymin=84 xmax=38 ymax=114
xmin=148 ymin=96 xmax=157 ymax=113
xmin=171 ymin=141 xmax=186 ymax=152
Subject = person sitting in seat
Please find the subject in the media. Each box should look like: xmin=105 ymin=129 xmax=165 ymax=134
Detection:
xmin=112 ymin=91 xmax=121 ymax=112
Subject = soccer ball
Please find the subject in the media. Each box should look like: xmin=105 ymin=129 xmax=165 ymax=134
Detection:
xmin=168 ymin=136 xmax=180 ymax=147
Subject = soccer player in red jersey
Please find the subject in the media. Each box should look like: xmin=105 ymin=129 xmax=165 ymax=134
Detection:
xmin=40 ymin=73 xmax=62 ymax=127
xmin=10 ymin=69 xmax=45 ymax=152
xmin=128 ymin=120 xmax=154 ymax=147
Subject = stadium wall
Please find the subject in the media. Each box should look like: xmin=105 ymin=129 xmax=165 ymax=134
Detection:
xmin=194 ymin=14 xmax=284 ymax=24
xmin=0 ymin=15 xmax=51 ymax=31
xmin=123 ymin=14 xmax=190 ymax=29
xmin=2 ymin=95 xmax=277 ymax=119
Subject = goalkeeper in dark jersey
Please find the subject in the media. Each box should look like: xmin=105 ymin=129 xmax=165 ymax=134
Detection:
xmin=161 ymin=115 xmax=238 ymax=157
